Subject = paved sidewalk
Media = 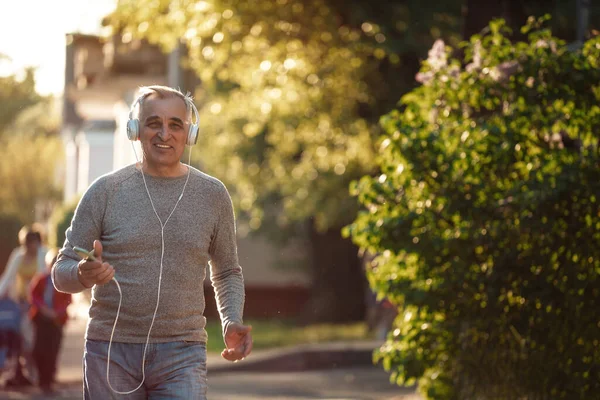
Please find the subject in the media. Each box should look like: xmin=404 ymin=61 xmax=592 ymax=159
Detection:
xmin=1 ymin=317 xmax=421 ymax=399
xmin=2 ymin=366 xmax=420 ymax=400
xmin=207 ymin=367 xmax=420 ymax=400
xmin=56 ymin=317 xmax=387 ymax=381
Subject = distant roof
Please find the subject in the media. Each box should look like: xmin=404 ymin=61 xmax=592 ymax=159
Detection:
xmin=66 ymin=33 xmax=103 ymax=45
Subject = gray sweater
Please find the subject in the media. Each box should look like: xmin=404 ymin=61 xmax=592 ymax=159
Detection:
xmin=53 ymin=164 xmax=245 ymax=343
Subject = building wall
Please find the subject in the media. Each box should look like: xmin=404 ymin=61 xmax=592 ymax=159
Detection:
xmin=113 ymin=97 xmax=141 ymax=169
xmin=237 ymin=235 xmax=309 ymax=286
xmin=63 ymin=132 xmax=79 ymax=202
xmin=74 ymin=129 xmax=114 ymax=195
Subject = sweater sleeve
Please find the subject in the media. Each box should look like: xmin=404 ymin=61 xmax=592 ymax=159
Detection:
xmin=208 ymin=183 xmax=245 ymax=338
xmin=52 ymin=177 xmax=108 ymax=294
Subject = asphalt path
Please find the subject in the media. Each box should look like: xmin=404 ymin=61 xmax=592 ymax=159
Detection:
xmin=2 ymin=309 xmax=420 ymax=399
xmin=2 ymin=366 xmax=420 ymax=400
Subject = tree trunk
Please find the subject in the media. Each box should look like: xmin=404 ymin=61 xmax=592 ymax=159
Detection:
xmin=462 ymin=0 xmax=527 ymax=39
xmin=0 ymin=215 xmax=21 ymax=274
xmin=462 ymin=0 xmax=505 ymax=39
xmin=576 ymin=0 xmax=591 ymax=43
xmin=299 ymin=220 xmax=367 ymax=324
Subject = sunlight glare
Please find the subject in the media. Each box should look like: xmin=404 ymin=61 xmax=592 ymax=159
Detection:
xmin=0 ymin=0 xmax=117 ymax=95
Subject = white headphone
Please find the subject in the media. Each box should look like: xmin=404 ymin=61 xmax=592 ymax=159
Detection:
xmin=126 ymin=92 xmax=200 ymax=146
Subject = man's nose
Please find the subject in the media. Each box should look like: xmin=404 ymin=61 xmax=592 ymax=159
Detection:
xmin=157 ymin=129 xmax=171 ymax=141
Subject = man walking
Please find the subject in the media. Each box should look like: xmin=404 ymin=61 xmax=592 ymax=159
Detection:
xmin=53 ymin=86 xmax=252 ymax=399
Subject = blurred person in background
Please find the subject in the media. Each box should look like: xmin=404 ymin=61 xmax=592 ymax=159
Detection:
xmin=0 ymin=224 xmax=47 ymax=387
xmin=28 ymin=248 xmax=72 ymax=394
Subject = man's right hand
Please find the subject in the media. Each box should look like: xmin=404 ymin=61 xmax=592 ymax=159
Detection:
xmin=77 ymin=240 xmax=114 ymax=288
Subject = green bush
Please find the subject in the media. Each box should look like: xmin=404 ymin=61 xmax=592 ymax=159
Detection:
xmin=345 ymin=17 xmax=600 ymax=400
xmin=48 ymin=196 xmax=80 ymax=248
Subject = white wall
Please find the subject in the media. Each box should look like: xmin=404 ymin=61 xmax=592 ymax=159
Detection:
xmin=113 ymin=100 xmax=141 ymax=170
xmin=75 ymin=129 xmax=114 ymax=195
xmin=63 ymin=135 xmax=79 ymax=203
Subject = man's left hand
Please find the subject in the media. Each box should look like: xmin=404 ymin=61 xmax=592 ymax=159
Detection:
xmin=222 ymin=322 xmax=253 ymax=362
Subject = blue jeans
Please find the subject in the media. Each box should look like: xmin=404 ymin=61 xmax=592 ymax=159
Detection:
xmin=83 ymin=339 xmax=208 ymax=399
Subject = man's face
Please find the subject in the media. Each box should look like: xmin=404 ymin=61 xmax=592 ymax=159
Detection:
xmin=138 ymin=95 xmax=188 ymax=176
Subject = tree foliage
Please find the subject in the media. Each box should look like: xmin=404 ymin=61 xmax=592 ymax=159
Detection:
xmin=108 ymin=0 xmax=463 ymax=235
xmin=0 ymin=62 xmax=63 ymax=227
xmin=346 ymin=18 xmax=600 ymax=399
xmin=0 ymin=58 xmax=41 ymax=137
xmin=0 ymin=134 xmax=63 ymax=225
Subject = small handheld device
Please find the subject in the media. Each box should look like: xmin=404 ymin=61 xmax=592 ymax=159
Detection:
xmin=73 ymin=246 xmax=97 ymax=261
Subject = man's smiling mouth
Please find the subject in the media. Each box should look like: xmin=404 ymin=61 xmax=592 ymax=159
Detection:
xmin=154 ymin=144 xmax=172 ymax=149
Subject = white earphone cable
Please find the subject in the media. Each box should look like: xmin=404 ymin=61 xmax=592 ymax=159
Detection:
xmin=105 ymin=141 xmax=193 ymax=394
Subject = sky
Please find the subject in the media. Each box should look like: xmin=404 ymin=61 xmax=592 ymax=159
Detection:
xmin=0 ymin=0 xmax=117 ymax=95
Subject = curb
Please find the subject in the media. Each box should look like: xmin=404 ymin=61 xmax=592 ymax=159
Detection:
xmin=208 ymin=340 xmax=383 ymax=374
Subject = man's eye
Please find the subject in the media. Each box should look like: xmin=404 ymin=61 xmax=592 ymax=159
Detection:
xmin=170 ymin=124 xmax=183 ymax=130
xmin=148 ymin=122 xmax=161 ymax=128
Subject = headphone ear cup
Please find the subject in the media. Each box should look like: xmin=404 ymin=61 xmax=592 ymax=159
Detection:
xmin=187 ymin=124 xmax=199 ymax=146
xmin=126 ymin=119 xmax=140 ymax=141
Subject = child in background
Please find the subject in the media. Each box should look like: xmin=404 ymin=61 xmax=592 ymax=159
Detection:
xmin=28 ymin=248 xmax=72 ymax=394
xmin=0 ymin=225 xmax=47 ymax=387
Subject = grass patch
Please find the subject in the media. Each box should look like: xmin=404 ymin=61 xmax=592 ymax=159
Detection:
xmin=205 ymin=319 xmax=373 ymax=353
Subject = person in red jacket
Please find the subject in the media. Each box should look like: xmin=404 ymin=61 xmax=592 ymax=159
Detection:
xmin=28 ymin=249 xmax=72 ymax=394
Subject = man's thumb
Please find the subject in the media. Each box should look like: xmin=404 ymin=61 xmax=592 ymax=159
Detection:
xmin=93 ymin=240 xmax=103 ymax=261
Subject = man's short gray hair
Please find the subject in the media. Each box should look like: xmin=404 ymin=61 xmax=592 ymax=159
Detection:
xmin=136 ymin=85 xmax=194 ymax=120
